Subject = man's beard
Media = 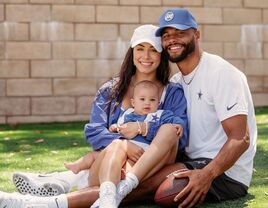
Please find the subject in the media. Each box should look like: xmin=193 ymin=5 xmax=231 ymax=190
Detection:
xmin=165 ymin=36 xmax=196 ymax=63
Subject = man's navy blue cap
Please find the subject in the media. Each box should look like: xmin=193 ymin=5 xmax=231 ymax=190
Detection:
xmin=155 ymin=8 xmax=198 ymax=36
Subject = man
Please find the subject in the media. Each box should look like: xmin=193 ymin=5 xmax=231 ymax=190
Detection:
xmin=0 ymin=8 xmax=257 ymax=208
xmin=153 ymin=8 xmax=257 ymax=207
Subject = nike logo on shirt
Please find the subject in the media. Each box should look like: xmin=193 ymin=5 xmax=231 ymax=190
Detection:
xmin=227 ymin=103 xmax=237 ymax=111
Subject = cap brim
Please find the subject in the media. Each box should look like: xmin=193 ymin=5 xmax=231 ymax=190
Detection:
xmin=131 ymin=38 xmax=162 ymax=53
xmin=155 ymin=24 xmax=193 ymax=36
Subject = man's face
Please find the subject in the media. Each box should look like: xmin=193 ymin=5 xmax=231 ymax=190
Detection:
xmin=161 ymin=28 xmax=196 ymax=63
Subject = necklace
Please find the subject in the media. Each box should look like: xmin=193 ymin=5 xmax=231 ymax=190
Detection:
xmin=182 ymin=52 xmax=203 ymax=85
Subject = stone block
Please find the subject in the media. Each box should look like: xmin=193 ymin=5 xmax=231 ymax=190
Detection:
xmin=31 ymin=23 xmax=74 ymax=41
xmin=244 ymin=0 xmax=268 ymax=8
xmin=224 ymin=42 xmax=262 ymax=59
xmin=247 ymin=76 xmax=263 ymax=92
xmin=227 ymin=59 xmax=245 ymax=72
xmin=77 ymin=60 xmax=121 ymax=78
xmin=0 ymin=5 xmax=4 ymax=21
xmin=204 ymin=0 xmax=242 ymax=7
xmin=30 ymin=0 xmax=74 ymax=3
xmin=201 ymin=42 xmax=223 ymax=57
xmin=263 ymin=25 xmax=268 ymax=41
xmin=54 ymin=78 xmax=98 ymax=95
xmin=264 ymin=77 xmax=268 ymax=92
xmin=98 ymin=41 xmax=128 ymax=59
xmin=7 ymin=115 xmax=89 ymax=124
xmin=97 ymin=6 xmax=139 ymax=23
xmin=32 ymin=97 xmax=75 ymax=115
xmin=6 ymin=5 xmax=50 ymax=22
xmin=53 ymin=42 xmax=96 ymax=59
xmin=0 ymin=116 xmax=5 ymax=124
xmin=0 ymin=0 xmax=28 ymax=2
xmin=119 ymin=24 xmax=139 ymax=40
xmin=52 ymin=5 xmax=95 ymax=22
xmin=140 ymin=7 xmax=165 ymax=24
xmin=7 ymin=79 xmax=52 ymax=96
xmin=0 ymin=61 xmax=29 ymax=77
xmin=189 ymin=8 xmax=222 ymax=24
xmin=0 ymin=98 xmax=30 ymax=115
xmin=31 ymin=60 xmax=75 ymax=77
xmin=0 ymin=23 xmax=28 ymax=41
xmin=223 ymin=8 xmax=262 ymax=24
xmin=264 ymin=10 xmax=268 ymax=23
xmin=203 ymin=25 xmax=241 ymax=42
xmin=76 ymin=0 xmax=117 ymax=4
xmin=264 ymin=43 xmax=268 ymax=58
xmin=6 ymin=42 xmax=51 ymax=59
xmin=0 ymin=42 xmax=5 ymax=59
xmin=120 ymin=0 xmax=161 ymax=5
xmin=76 ymin=24 xmax=118 ymax=41
xmin=77 ymin=96 xmax=94 ymax=114
xmin=245 ymin=60 xmax=268 ymax=76
xmin=0 ymin=79 xmax=5 ymax=95
xmin=241 ymin=25 xmax=264 ymax=43
xmin=252 ymin=93 xmax=268 ymax=106
xmin=163 ymin=0 xmax=202 ymax=6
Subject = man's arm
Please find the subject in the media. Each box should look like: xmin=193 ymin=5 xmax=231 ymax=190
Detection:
xmin=174 ymin=114 xmax=250 ymax=208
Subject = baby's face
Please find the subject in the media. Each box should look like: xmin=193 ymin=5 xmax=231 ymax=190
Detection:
xmin=132 ymin=87 xmax=159 ymax=115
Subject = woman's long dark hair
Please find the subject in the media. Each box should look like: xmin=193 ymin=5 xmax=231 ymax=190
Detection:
xmin=109 ymin=47 xmax=170 ymax=110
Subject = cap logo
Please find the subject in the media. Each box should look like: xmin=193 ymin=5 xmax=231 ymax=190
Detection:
xmin=164 ymin=11 xmax=174 ymax=22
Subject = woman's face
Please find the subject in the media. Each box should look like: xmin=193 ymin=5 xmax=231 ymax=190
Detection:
xmin=133 ymin=42 xmax=161 ymax=75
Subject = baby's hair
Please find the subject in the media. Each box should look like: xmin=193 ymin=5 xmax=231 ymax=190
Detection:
xmin=133 ymin=80 xmax=159 ymax=96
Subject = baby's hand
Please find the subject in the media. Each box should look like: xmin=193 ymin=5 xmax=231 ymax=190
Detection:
xmin=109 ymin=124 xmax=118 ymax=132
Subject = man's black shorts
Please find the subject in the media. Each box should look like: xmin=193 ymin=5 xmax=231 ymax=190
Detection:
xmin=178 ymin=154 xmax=248 ymax=202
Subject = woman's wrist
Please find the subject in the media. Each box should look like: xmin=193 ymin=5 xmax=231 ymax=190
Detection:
xmin=141 ymin=122 xmax=148 ymax=136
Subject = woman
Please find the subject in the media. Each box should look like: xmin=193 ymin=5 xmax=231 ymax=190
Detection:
xmin=0 ymin=24 xmax=188 ymax=208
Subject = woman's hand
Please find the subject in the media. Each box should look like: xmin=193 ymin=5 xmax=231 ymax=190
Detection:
xmin=126 ymin=141 xmax=144 ymax=163
xmin=117 ymin=122 xmax=139 ymax=139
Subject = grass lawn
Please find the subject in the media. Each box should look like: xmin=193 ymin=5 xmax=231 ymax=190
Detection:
xmin=0 ymin=107 xmax=267 ymax=208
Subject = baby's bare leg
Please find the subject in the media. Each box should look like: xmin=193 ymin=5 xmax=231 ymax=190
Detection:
xmin=64 ymin=151 xmax=99 ymax=174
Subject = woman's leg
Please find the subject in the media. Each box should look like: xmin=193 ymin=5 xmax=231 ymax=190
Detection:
xmin=67 ymin=163 xmax=187 ymax=208
xmin=89 ymin=139 xmax=129 ymax=208
xmin=88 ymin=139 xmax=128 ymax=187
xmin=115 ymin=124 xmax=179 ymax=206
xmin=131 ymin=124 xmax=179 ymax=180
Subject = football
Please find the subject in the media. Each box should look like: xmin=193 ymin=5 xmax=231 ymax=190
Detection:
xmin=154 ymin=174 xmax=189 ymax=207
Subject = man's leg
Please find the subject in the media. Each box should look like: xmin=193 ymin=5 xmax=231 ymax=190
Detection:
xmin=182 ymin=158 xmax=248 ymax=203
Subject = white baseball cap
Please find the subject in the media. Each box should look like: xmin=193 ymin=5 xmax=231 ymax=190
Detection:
xmin=130 ymin=24 xmax=163 ymax=53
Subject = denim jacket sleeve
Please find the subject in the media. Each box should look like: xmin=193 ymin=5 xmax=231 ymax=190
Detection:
xmin=84 ymin=81 xmax=121 ymax=151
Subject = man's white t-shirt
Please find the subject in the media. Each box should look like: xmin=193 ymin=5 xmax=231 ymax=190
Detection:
xmin=171 ymin=52 xmax=257 ymax=187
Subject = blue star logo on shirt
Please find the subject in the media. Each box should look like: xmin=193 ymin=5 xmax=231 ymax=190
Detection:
xmin=152 ymin=115 xmax=159 ymax=122
xmin=197 ymin=90 xmax=203 ymax=100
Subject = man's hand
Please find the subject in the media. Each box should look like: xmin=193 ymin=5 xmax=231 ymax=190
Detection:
xmin=173 ymin=169 xmax=213 ymax=208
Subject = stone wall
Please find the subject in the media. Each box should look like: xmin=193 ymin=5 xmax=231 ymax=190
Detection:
xmin=0 ymin=0 xmax=267 ymax=124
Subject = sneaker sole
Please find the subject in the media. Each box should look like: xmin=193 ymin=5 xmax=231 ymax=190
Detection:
xmin=13 ymin=173 xmax=65 ymax=197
